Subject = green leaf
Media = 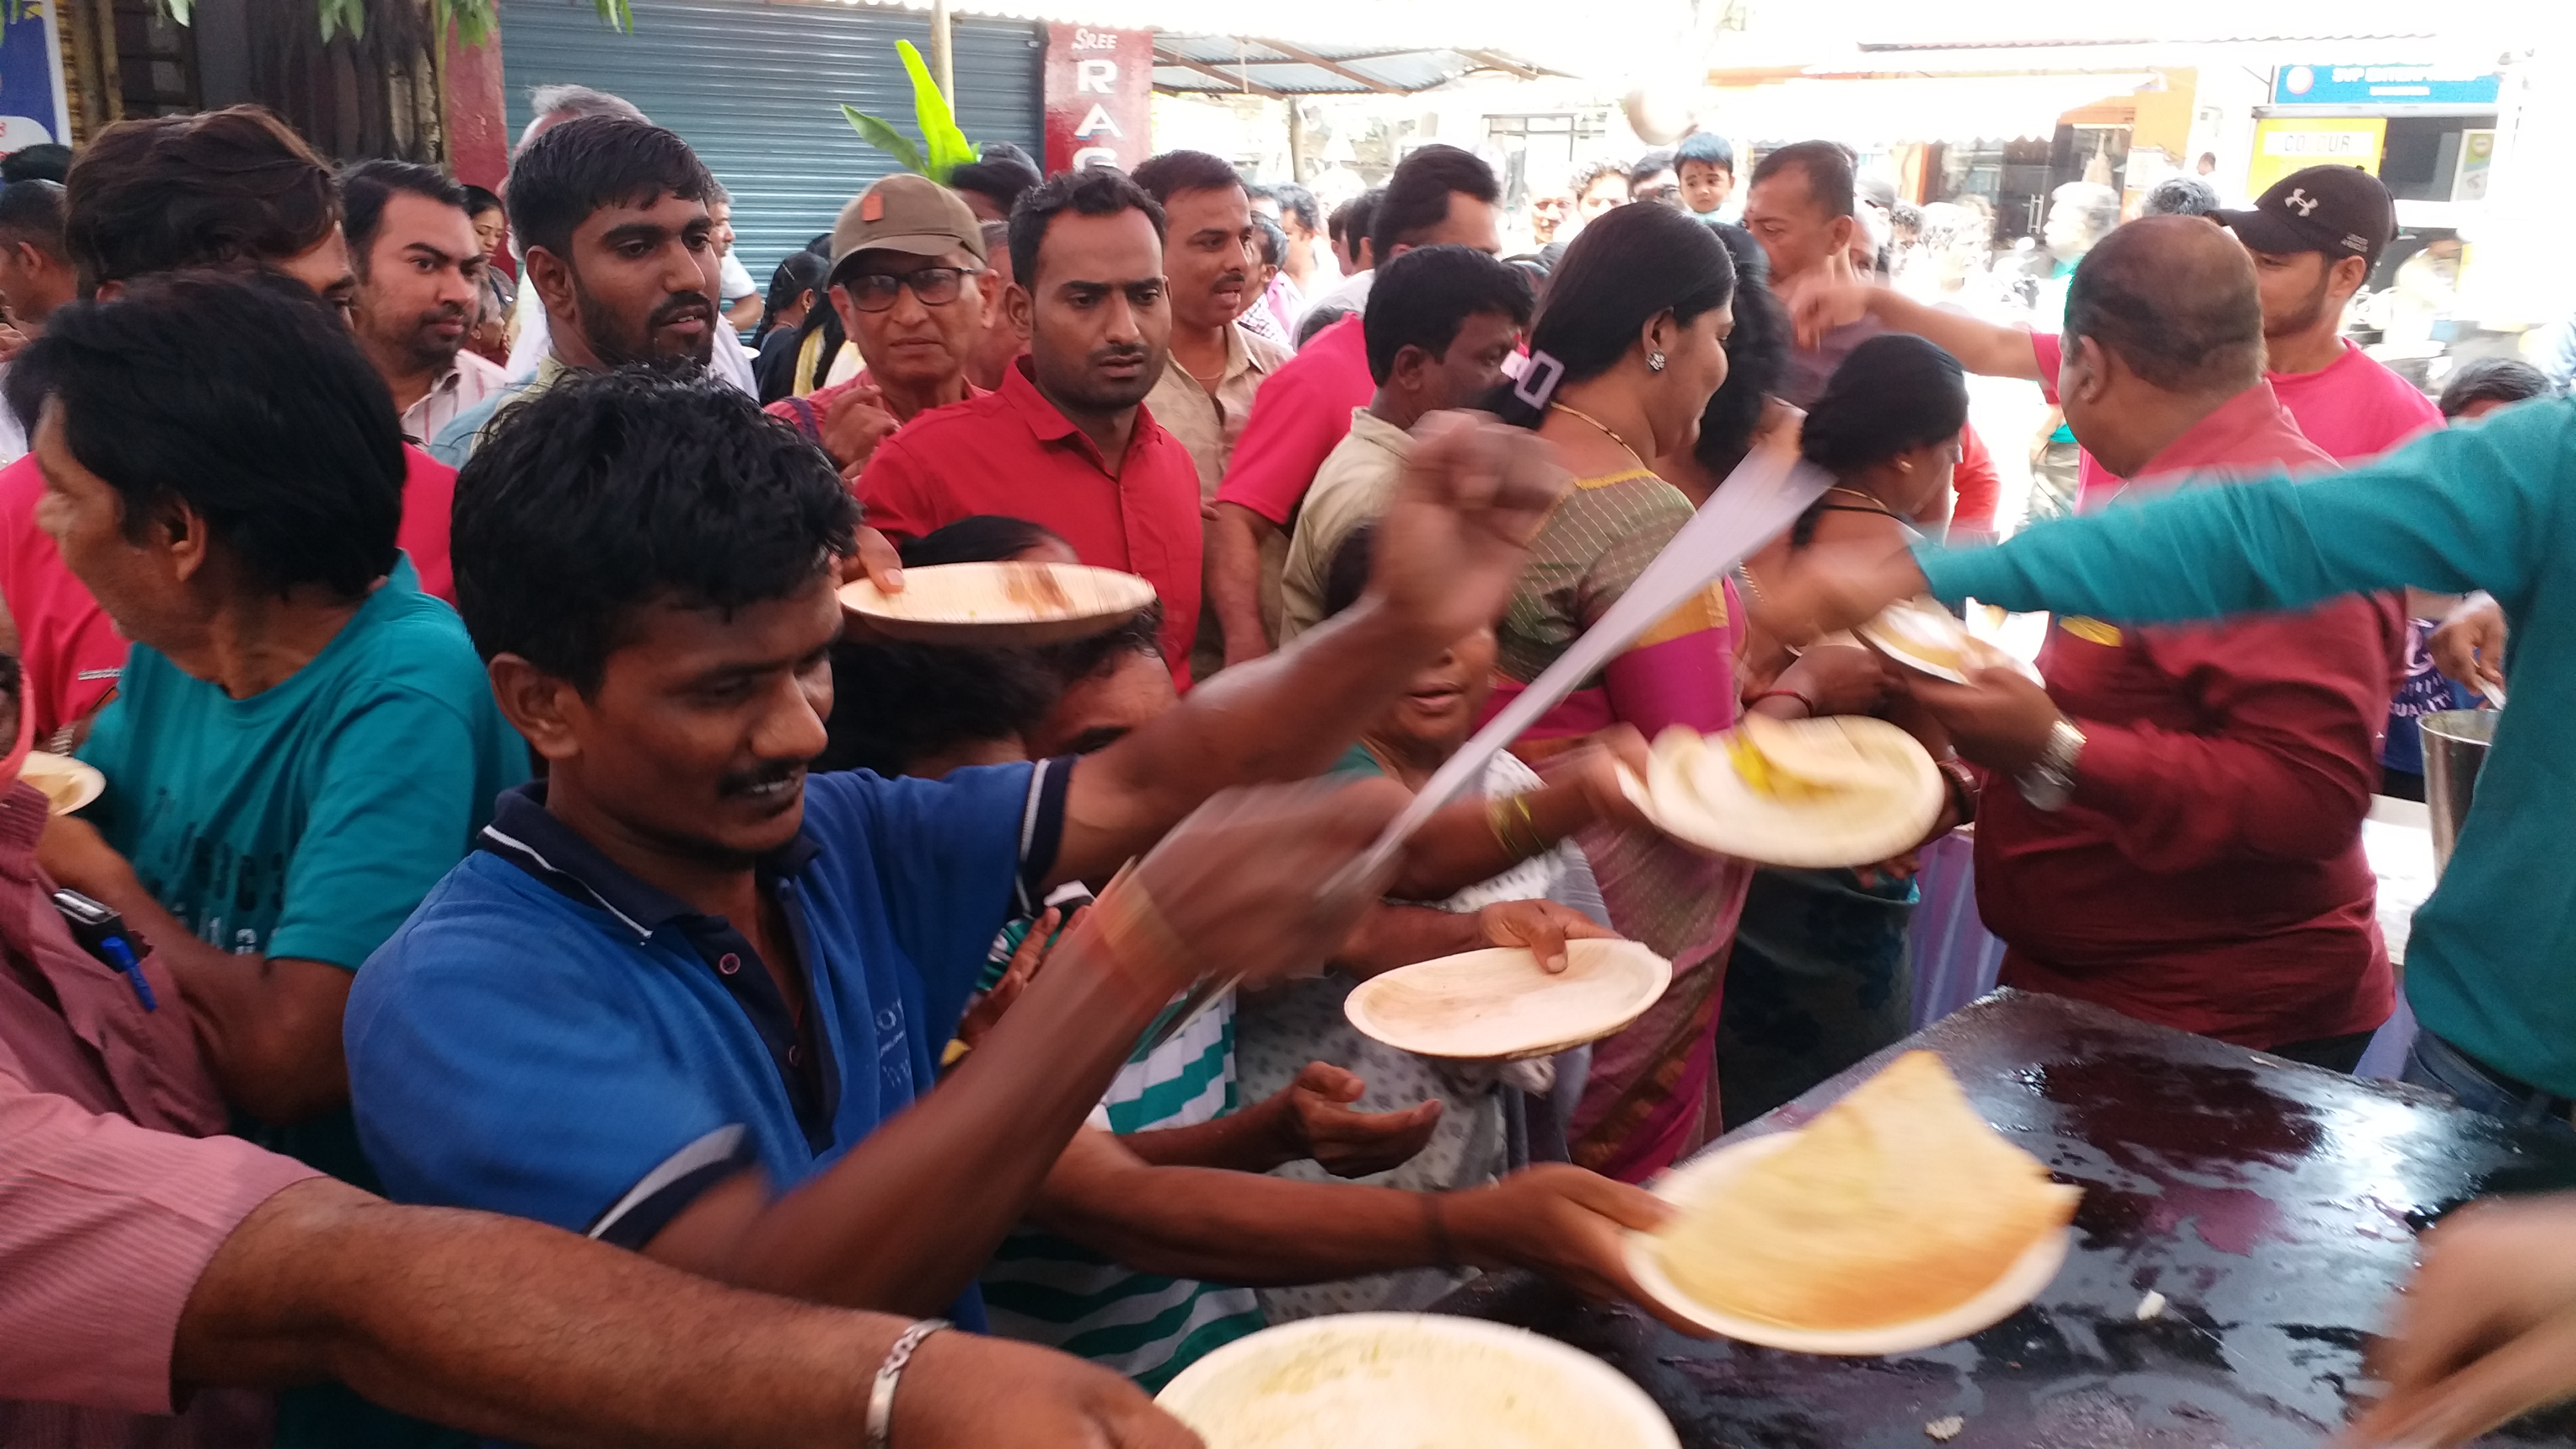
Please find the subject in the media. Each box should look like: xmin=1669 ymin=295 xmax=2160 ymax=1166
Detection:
xmin=841 ymin=104 xmax=924 ymax=176
xmin=897 ymin=39 xmax=975 ymax=183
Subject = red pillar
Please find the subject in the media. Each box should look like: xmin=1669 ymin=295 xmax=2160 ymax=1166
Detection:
xmin=443 ymin=25 xmax=510 ymax=194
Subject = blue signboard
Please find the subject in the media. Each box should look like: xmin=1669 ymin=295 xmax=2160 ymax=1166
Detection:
xmin=2272 ymin=63 xmax=2502 ymax=108
xmin=0 ymin=3 xmax=69 ymax=154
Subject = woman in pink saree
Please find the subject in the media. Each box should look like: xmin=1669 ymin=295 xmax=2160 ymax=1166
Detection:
xmin=1483 ymin=205 xmax=1881 ymax=1180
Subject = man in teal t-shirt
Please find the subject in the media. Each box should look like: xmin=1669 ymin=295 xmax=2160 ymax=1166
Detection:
xmin=1756 ymin=395 xmax=2576 ymax=1128
xmin=28 ymin=275 xmax=528 ymax=1198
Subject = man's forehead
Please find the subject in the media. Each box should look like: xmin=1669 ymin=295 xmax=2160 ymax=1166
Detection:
xmin=1038 ymin=210 xmax=1164 ymax=282
xmin=612 ymin=579 xmax=840 ymax=662
xmin=577 ymin=192 xmax=709 ymax=237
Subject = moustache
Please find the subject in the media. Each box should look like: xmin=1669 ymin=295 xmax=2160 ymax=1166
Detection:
xmin=1089 ymin=344 xmax=1150 ymax=370
xmin=416 ymin=300 xmax=469 ymax=328
xmin=651 ymin=292 xmax=716 ymax=329
xmin=716 ymin=759 xmax=804 ymax=799
xmin=1213 ymin=268 xmax=1248 ymax=289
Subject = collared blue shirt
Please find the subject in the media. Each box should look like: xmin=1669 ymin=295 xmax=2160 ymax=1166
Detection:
xmin=344 ymin=762 xmax=1070 ymax=1330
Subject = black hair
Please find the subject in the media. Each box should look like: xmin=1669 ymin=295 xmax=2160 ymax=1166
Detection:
xmin=1008 ymin=167 xmax=1166 ymax=292
xmin=1250 ymin=212 xmax=1288 ymax=271
xmin=0 ymin=180 xmax=67 ymax=262
xmin=1486 ymin=201 xmax=1734 ymax=428
xmin=950 ymin=151 xmax=1043 ymax=218
xmin=1675 ymin=132 xmax=1734 ymax=174
xmin=1628 ymin=148 xmax=1677 ymax=189
xmin=816 ymin=634 xmax=1053 ymax=777
xmin=2 ymin=143 xmax=71 ymax=186
xmin=2439 ymin=357 xmax=2559 ymax=419
xmin=1362 ymin=244 xmax=1532 ymax=386
xmin=64 ymin=106 xmax=338 ymax=293
xmin=460 ymin=183 xmax=504 ymax=220
xmin=7 ymin=271 xmax=402 ymax=600
xmin=504 ymin=114 xmax=715 ymax=265
xmin=1370 ymin=145 xmax=1498 ymax=264
xmin=1130 ymin=149 xmax=1243 ymax=205
xmin=1800 ymin=333 xmax=1967 ymax=476
xmin=451 ymin=368 xmax=859 ymax=692
xmin=1331 ymin=188 xmax=1383 ymax=264
xmin=1267 ymin=182 xmax=1322 ymax=234
xmin=1320 ymin=522 xmax=1376 ymax=622
xmin=2141 ymin=176 xmax=2221 ymax=219
xmin=1033 ymin=599 xmax=1165 ymax=689
xmin=2064 ymin=216 xmax=2262 ymax=397
xmin=1749 ymin=140 xmax=1856 ymax=220
xmin=342 ymin=159 xmax=470 ymax=274
xmin=1297 ymin=301 xmax=1353 ymax=349
xmin=1693 ymin=222 xmax=1789 ymax=476
xmin=899 ymin=515 xmax=1069 ymax=567
xmin=757 ymin=250 xmax=827 ymax=340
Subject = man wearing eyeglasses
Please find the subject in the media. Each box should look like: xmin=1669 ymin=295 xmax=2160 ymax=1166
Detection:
xmin=764 ymin=174 xmax=1001 ymax=480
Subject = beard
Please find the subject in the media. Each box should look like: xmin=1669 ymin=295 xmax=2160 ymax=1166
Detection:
xmin=2267 ymin=268 xmax=2337 ymax=340
xmin=572 ymin=275 xmax=716 ymax=370
xmin=394 ymin=300 xmax=468 ymax=373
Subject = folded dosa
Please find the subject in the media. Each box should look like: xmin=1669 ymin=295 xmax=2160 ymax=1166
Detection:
xmin=1655 ymin=1051 xmax=2080 ymax=1329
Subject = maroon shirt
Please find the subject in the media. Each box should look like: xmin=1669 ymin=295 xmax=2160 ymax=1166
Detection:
xmin=0 ymin=780 xmax=318 ymax=1440
xmin=858 ymin=357 xmax=1204 ymax=684
xmin=1975 ymin=382 xmax=2406 ymax=1048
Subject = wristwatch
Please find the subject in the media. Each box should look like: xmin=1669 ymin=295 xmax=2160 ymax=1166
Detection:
xmin=2016 ymin=719 xmax=2086 ymax=812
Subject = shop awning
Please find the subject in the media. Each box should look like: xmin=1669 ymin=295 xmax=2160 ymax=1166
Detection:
xmin=1708 ymin=72 xmax=2163 ymax=146
xmin=1149 ymin=36 xmax=1560 ymax=97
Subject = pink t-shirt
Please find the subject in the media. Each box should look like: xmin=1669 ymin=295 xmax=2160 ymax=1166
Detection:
xmin=2030 ymin=332 xmax=2442 ymax=512
xmin=1211 ymin=314 xmax=1374 ymax=526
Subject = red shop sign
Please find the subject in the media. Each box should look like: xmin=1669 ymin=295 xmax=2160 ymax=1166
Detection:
xmin=1044 ymin=23 xmax=1153 ymax=174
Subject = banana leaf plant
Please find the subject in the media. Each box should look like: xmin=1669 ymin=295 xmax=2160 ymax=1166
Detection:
xmin=841 ymin=39 xmax=977 ymax=183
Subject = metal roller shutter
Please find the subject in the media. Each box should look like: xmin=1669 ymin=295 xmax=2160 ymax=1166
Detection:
xmin=498 ymin=0 xmax=1041 ymax=285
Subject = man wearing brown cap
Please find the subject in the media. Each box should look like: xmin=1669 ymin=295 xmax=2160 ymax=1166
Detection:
xmin=765 ymin=173 xmax=1000 ymax=479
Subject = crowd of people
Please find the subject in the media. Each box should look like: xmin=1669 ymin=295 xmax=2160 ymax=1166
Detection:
xmin=3 ymin=77 xmax=2575 ymax=1449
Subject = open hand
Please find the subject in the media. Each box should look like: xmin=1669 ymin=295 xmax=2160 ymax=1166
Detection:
xmin=2340 ymin=1195 xmax=2576 ymax=1448
xmin=1267 ymin=1061 xmax=1441 ymax=1178
xmin=1772 ymin=641 xmax=1895 ymax=718
xmin=899 ymin=1328 xmax=1206 ymax=1449
xmin=1560 ymin=724 xmax=1655 ymax=834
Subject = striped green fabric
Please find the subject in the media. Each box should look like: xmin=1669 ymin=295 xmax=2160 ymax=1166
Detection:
xmin=976 ymin=911 xmax=1265 ymax=1388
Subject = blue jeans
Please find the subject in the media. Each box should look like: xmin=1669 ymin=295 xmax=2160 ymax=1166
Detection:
xmin=2403 ymin=1029 xmax=2576 ymax=1138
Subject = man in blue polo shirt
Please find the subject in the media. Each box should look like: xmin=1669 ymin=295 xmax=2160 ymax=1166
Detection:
xmin=347 ymin=369 xmax=1681 ymax=1358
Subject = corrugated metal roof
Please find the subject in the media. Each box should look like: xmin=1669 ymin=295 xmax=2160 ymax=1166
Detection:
xmin=1149 ymin=36 xmax=1554 ymax=96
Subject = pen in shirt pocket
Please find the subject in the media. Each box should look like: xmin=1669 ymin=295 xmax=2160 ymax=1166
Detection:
xmin=52 ymin=888 xmax=157 ymax=1011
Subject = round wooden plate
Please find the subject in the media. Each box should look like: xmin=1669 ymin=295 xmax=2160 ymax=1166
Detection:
xmin=1623 ymin=718 xmax=1944 ymax=870
xmin=1343 ymin=938 xmax=1671 ymax=1062
xmin=20 ymin=751 xmax=103 ymax=815
xmin=1156 ymin=1311 xmax=1680 ymax=1449
xmin=1625 ymin=1131 xmax=2075 ymax=1356
xmin=837 ymin=561 xmax=1156 ymax=646
xmin=1857 ymin=596 xmax=1980 ymax=684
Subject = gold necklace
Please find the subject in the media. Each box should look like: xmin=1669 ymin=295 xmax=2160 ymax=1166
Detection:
xmin=1549 ymin=402 xmax=1649 ymax=472
xmin=1825 ymin=485 xmax=1904 ymax=518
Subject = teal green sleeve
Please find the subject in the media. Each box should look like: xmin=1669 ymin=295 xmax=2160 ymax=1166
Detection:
xmin=1916 ymin=397 xmax=2572 ymax=622
xmin=265 ymin=686 xmax=496 ymax=971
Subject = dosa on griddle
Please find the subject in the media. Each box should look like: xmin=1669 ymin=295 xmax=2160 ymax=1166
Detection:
xmin=1655 ymin=1051 xmax=2080 ymax=1329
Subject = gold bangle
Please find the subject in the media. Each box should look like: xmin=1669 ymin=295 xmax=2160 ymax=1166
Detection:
xmin=1508 ymin=794 xmax=1544 ymax=855
xmin=1488 ymin=792 xmax=1545 ymax=859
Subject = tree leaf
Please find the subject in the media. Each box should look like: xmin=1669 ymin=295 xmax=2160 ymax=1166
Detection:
xmin=840 ymin=103 xmax=924 ymax=176
xmin=896 ymin=39 xmax=976 ymax=184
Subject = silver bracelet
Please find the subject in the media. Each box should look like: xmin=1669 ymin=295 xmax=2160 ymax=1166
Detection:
xmin=2016 ymin=718 xmax=2086 ymax=812
xmin=865 ymin=1318 xmax=950 ymax=1449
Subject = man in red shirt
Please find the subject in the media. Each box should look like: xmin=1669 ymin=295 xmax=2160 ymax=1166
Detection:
xmin=0 ymin=108 xmax=460 ymax=746
xmin=1900 ymin=216 xmax=2404 ymax=1069
xmin=1206 ymin=145 xmax=1504 ymax=668
xmin=860 ymin=167 xmax=1205 ymax=680
xmin=766 ymin=173 xmax=1000 ymax=479
xmin=1792 ymin=165 xmax=2437 ymax=499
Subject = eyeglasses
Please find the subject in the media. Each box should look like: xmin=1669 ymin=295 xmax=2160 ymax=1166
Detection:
xmin=841 ymin=267 xmax=978 ymax=311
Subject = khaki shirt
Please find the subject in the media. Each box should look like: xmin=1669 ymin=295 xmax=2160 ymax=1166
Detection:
xmin=1280 ymin=409 xmax=1412 ymax=641
xmin=1146 ymin=323 xmax=1294 ymax=500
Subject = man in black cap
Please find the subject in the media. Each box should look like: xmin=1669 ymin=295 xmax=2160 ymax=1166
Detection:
xmin=2212 ymin=163 xmax=2438 ymax=461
